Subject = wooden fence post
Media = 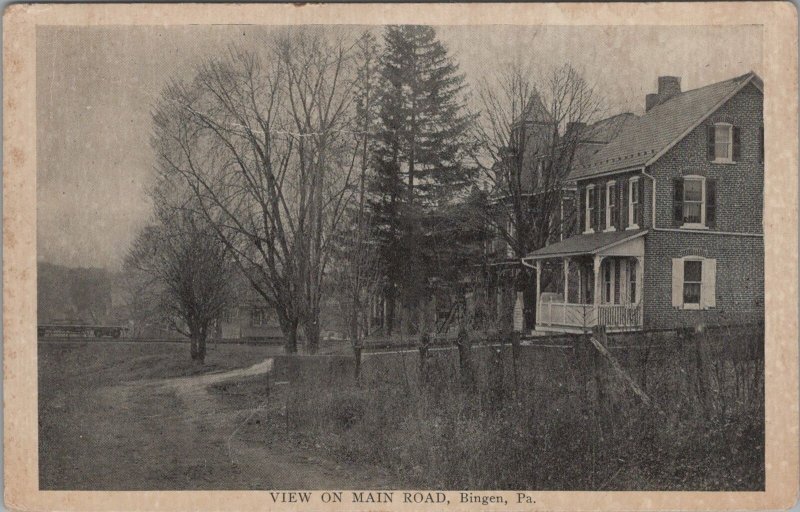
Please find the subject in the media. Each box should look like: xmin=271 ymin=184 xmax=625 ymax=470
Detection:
xmin=589 ymin=325 xmax=653 ymax=407
xmin=455 ymin=328 xmax=476 ymax=393
xmin=418 ymin=333 xmax=430 ymax=386
xmin=510 ymin=331 xmax=520 ymax=397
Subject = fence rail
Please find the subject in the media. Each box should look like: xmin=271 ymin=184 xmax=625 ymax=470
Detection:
xmin=537 ymin=302 xmax=643 ymax=331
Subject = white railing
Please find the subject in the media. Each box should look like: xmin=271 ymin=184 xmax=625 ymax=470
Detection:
xmin=537 ymin=302 xmax=642 ymax=331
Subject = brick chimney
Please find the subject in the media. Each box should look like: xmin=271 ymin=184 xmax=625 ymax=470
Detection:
xmin=645 ymin=93 xmax=660 ymax=112
xmin=645 ymin=76 xmax=682 ymax=112
xmin=565 ymin=121 xmax=586 ymax=139
xmin=657 ymin=76 xmax=682 ymax=101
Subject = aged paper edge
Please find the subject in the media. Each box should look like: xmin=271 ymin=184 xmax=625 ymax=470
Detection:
xmin=3 ymin=3 xmax=798 ymax=511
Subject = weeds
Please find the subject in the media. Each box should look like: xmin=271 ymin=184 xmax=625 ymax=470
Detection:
xmin=271 ymin=325 xmax=764 ymax=490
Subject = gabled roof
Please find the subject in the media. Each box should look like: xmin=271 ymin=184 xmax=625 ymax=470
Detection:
xmin=571 ymin=72 xmax=762 ymax=180
xmin=523 ymin=229 xmax=646 ymax=260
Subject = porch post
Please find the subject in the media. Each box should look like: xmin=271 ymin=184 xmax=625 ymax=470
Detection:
xmin=593 ymin=255 xmax=603 ymax=305
xmin=563 ymin=258 xmax=570 ymax=303
xmin=636 ymin=256 xmax=644 ymax=303
xmin=535 ymin=260 xmax=542 ymax=323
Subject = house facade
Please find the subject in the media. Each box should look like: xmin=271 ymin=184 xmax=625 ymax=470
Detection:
xmin=523 ymin=72 xmax=764 ymax=333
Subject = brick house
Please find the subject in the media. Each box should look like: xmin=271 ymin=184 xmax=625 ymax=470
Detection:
xmin=522 ymin=72 xmax=764 ymax=333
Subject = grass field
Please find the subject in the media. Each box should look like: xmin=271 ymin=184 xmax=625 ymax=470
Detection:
xmin=38 ymin=326 xmax=764 ymax=490
xmin=38 ymin=341 xmax=398 ymax=490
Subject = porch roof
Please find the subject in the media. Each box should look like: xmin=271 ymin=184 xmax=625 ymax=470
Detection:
xmin=523 ymin=229 xmax=647 ymax=260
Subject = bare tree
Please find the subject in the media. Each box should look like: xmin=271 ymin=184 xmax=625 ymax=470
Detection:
xmin=472 ymin=63 xmax=605 ymax=330
xmin=125 ymin=208 xmax=233 ymax=363
xmin=151 ymin=30 xmax=359 ymax=353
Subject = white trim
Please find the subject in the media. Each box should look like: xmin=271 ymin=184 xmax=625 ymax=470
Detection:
xmin=645 ymin=73 xmax=758 ymax=167
xmin=604 ymin=180 xmax=617 ymax=232
xmin=628 ymin=176 xmax=640 ymax=228
xmin=574 ymin=164 xmax=648 ymax=182
xmin=679 ymin=256 xmax=705 ymax=309
xmin=584 ymin=184 xmax=596 ymax=234
xmin=654 ymin=227 xmax=762 ymax=237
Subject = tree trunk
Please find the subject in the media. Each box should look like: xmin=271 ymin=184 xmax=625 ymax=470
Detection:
xmin=190 ymin=333 xmax=199 ymax=360
xmin=305 ymin=319 xmax=320 ymax=354
xmin=385 ymin=290 xmax=396 ymax=335
xmin=281 ymin=316 xmax=299 ymax=354
xmin=353 ymin=343 xmax=363 ymax=384
xmin=197 ymin=328 xmax=207 ymax=364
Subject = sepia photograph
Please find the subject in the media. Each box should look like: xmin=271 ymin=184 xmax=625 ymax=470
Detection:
xmin=4 ymin=3 xmax=798 ymax=511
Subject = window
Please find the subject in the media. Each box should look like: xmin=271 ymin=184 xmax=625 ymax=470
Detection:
xmin=683 ymin=177 xmax=704 ymax=225
xmin=585 ymin=185 xmax=595 ymax=233
xmin=251 ymin=308 xmax=268 ymax=327
xmin=674 ymin=176 xmax=716 ymax=229
xmin=671 ymin=257 xmax=716 ymax=310
xmin=221 ymin=309 xmax=234 ymax=323
xmin=605 ymin=181 xmax=616 ymax=231
xmin=603 ymin=262 xmax=613 ymax=303
xmin=683 ymin=260 xmax=702 ymax=306
xmin=629 ymin=263 xmax=637 ymax=303
xmin=628 ymin=178 xmax=640 ymax=228
xmin=713 ymin=123 xmax=733 ymax=162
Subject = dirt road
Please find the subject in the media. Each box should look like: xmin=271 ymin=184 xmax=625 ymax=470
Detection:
xmin=39 ymin=343 xmax=396 ymax=490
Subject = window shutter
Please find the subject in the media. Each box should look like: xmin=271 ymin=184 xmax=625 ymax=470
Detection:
xmin=613 ymin=261 xmax=620 ymax=304
xmin=579 ymin=187 xmax=586 ymax=233
xmin=672 ymin=258 xmax=683 ymax=307
xmin=706 ymin=179 xmax=716 ymax=228
xmin=707 ymin=125 xmax=716 ymax=161
xmin=638 ymin=178 xmax=645 ymax=227
xmin=673 ymin=178 xmax=683 ymax=226
xmin=701 ymin=258 xmax=716 ymax=308
xmin=619 ymin=180 xmax=628 ymax=229
xmin=599 ymin=183 xmax=606 ymax=230
xmin=732 ymin=126 xmax=741 ymax=161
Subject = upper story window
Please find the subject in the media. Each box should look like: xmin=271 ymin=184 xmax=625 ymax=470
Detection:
xmin=628 ymin=178 xmax=640 ymax=228
xmin=673 ymin=175 xmax=716 ymax=229
xmin=585 ymin=185 xmax=596 ymax=233
xmin=605 ymin=181 xmax=616 ymax=231
xmin=707 ymin=123 xmax=741 ymax=163
xmin=682 ymin=177 xmax=704 ymax=225
xmin=714 ymin=123 xmax=732 ymax=162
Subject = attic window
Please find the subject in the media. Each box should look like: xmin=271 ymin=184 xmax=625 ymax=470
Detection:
xmin=708 ymin=123 xmax=740 ymax=163
xmin=714 ymin=124 xmax=732 ymax=161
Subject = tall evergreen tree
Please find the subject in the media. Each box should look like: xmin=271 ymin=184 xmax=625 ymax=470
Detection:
xmin=370 ymin=25 xmax=475 ymax=335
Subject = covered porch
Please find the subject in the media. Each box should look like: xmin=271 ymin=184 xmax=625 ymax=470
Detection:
xmin=522 ymin=230 xmax=647 ymax=333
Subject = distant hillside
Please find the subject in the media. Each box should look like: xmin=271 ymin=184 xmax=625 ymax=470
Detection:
xmin=37 ymin=262 xmax=125 ymax=325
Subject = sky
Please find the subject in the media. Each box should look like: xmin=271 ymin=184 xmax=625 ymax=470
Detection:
xmin=36 ymin=24 xmax=763 ymax=270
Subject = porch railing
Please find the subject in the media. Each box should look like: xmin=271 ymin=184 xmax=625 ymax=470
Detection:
xmin=537 ymin=302 xmax=643 ymax=331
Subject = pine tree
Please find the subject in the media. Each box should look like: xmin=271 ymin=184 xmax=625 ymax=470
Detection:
xmin=369 ymin=25 xmax=475 ymax=335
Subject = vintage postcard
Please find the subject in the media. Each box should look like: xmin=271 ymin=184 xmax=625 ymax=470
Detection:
xmin=3 ymin=2 xmax=798 ymax=511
